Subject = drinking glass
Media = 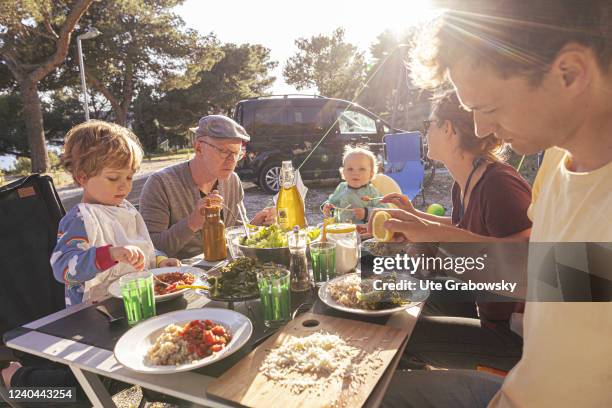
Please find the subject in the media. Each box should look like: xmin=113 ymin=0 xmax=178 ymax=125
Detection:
xmin=225 ymin=226 xmax=246 ymax=259
xmin=119 ymin=272 xmax=156 ymax=326
xmin=334 ymin=207 xmax=355 ymax=223
xmin=309 ymin=241 xmax=337 ymax=286
xmin=257 ymin=266 xmax=291 ymax=328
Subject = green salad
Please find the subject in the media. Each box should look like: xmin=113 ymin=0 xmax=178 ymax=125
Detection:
xmin=239 ymin=224 xmax=320 ymax=248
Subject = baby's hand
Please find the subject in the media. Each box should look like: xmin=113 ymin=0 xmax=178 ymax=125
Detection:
xmin=109 ymin=245 xmax=145 ymax=271
xmin=361 ymin=195 xmax=371 ymax=201
xmin=353 ymin=208 xmax=366 ymax=221
xmin=159 ymin=258 xmax=181 ymax=268
xmin=322 ymin=203 xmax=334 ymax=217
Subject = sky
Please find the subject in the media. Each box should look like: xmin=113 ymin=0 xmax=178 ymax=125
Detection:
xmin=1 ymin=0 xmax=436 ymax=170
xmin=175 ymin=0 xmax=435 ymax=94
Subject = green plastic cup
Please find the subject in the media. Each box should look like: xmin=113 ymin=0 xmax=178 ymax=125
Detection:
xmin=310 ymin=241 xmax=337 ymax=286
xmin=119 ymin=272 xmax=156 ymax=326
xmin=257 ymin=266 xmax=291 ymax=328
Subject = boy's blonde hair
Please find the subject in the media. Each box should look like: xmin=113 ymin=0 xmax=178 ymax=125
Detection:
xmin=61 ymin=120 xmax=144 ymax=183
xmin=340 ymin=146 xmax=379 ymax=180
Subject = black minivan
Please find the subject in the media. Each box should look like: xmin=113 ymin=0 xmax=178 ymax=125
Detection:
xmin=233 ymin=95 xmax=396 ymax=193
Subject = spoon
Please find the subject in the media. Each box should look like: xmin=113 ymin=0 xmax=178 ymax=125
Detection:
xmin=96 ymin=305 xmax=124 ymax=324
xmin=361 ymin=196 xmax=384 ymax=202
xmin=176 ymin=284 xmax=209 ymax=290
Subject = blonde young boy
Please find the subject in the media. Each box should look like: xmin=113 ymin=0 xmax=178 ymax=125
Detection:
xmin=322 ymin=146 xmax=388 ymax=223
xmin=51 ymin=121 xmax=180 ymax=306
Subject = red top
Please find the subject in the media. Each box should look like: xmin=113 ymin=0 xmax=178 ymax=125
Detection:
xmin=451 ymin=161 xmax=531 ymax=321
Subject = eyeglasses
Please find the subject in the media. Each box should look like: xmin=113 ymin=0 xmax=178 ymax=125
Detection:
xmin=199 ymin=139 xmax=245 ymax=161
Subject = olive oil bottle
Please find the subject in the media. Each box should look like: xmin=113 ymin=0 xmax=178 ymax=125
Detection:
xmin=276 ymin=161 xmax=306 ymax=230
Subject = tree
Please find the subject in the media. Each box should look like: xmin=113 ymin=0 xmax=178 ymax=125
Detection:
xmin=66 ymin=0 xmax=206 ymax=127
xmin=0 ymin=0 xmax=94 ymax=172
xmin=0 ymin=93 xmax=28 ymax=157
xmin=0 ymin=89 xmax=85 ymax=158
xmin=359 ymin=29 xmax=430 ymax=130
xmin=132 ymin=42 xmax=277 ymax=151
xmin=283 ymin=28 xmax=367 ymax=100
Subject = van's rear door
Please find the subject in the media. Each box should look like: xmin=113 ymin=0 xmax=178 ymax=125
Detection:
xmin=289 ymin=100 xmax=339 ymax=179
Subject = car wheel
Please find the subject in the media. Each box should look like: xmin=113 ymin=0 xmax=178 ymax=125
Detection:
xmin=258 ymin=162 xmax=282 ymax=194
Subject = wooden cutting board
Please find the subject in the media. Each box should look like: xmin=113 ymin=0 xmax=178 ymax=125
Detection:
xmin=207 ymin=312 xmax=409 ymax=408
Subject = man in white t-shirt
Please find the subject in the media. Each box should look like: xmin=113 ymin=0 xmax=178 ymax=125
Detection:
xmin=382 ymin=1 xmax=612 ymax=407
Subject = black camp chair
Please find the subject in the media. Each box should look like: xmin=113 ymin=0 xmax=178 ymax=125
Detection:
xmin=0 ymin=174 xmax=67 ymax=406
xmin=0 ymin=174 xmax=66 ymax=335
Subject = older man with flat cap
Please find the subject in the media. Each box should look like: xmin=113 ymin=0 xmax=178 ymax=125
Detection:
xmin=139 ymin=115 xmax=275 ymax=259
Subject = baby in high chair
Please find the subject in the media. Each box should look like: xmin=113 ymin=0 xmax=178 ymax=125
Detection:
xmin=51 ymin=121 xmax=180 ymax=306
xmin=322 ymin=146 xmax=389 ymax=224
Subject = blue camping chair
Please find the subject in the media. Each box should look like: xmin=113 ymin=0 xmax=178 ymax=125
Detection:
xmin=383 ymin=132 xmax=425 ymax=201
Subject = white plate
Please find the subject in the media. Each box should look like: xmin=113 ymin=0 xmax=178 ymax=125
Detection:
xmin=114 ymin=308 xmax=253 ymax=374
xmin=108 ymin=266 xmax=205 ymax=302
xmin=318 ymin=273 xmax=429 ymax=316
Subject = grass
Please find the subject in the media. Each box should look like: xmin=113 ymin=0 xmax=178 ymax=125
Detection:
xmin=143 ymin=150 xmax=193 ymax=162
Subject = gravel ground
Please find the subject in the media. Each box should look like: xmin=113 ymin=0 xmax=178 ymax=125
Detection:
xmin=111 ymin=385 xmax=183 ymax=408
xmin=242 ymin=168 xmax=454 ymax=225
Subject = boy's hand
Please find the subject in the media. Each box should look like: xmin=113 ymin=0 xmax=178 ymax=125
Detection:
xmin=110 ymin=245 xmax=145 ymax=271
xmin=353 ymin=207 xmax=366 ymax=221
xmin=322 ymin=203 xmax=334 ymax=217
xmin=159 ymin=258 xmax=181 ymax=268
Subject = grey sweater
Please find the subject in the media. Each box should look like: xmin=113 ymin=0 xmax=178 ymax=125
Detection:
xmin=139 ymin=161 xmax=245 ymax=259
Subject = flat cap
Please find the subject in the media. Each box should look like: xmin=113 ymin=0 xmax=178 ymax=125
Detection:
xmin=189 ymin=115 xmax=250 ymax=142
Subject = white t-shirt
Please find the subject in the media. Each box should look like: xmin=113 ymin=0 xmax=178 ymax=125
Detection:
xmin=489 ymin=148 xmax=612 ymax=407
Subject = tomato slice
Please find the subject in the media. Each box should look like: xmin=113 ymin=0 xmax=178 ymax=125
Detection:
xmin=204 ymin=330 xmax=215 ymax=344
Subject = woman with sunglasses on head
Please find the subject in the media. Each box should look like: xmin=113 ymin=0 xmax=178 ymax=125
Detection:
xmin=139 ymin=115 xmax=276 ymax=260
xmin=376 ymin=89 xmax=532 ymax=372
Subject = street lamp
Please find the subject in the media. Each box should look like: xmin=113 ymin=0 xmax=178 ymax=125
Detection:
xmin=77 ymin=28 xmax=101 ymax=121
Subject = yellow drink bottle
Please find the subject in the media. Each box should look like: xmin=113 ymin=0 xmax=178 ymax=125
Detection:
xmin=276 ymin=161 xmax=306 ymax=230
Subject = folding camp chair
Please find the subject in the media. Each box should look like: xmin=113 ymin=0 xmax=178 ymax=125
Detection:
xmin=0 ymin=174 xmax=67 ymax=406
xmin=383 ymin=132 xmax=425 ymax=201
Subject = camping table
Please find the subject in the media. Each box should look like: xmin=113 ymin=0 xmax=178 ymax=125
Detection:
xmin=4 ymin=261 xmax=423 ymax=408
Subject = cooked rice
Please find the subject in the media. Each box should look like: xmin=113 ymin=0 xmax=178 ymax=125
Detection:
xmin=146 ymin=324 xmax=199 ymax=366
xmin=327 ymin=274 xmax=363 ymax=308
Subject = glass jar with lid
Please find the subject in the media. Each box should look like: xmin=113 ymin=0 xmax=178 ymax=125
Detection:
xmin=325 ymin=223 xmax=360 ymax=274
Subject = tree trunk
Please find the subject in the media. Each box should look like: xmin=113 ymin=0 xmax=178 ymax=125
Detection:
xmin=116 ymin=107 xmax=128 ymax=127
xmin=20 ymin=80 xmax=49 ymax=173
